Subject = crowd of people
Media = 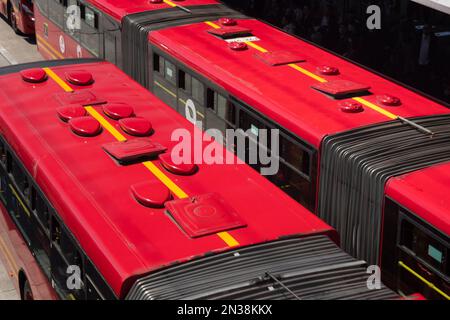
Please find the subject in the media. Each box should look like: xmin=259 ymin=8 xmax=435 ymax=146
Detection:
xmin=224 ymin=0 xmax=450 ymax=103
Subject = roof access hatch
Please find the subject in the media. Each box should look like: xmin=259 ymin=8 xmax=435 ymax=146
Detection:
xmin=165 ymin=193 xmax=246 ymax=238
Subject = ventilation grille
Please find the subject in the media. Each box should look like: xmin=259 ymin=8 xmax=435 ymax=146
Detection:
xmin=318 ymin=114 xmax=450 ymax=265
xmin=126 ymin=235 xmax=397 ymax=300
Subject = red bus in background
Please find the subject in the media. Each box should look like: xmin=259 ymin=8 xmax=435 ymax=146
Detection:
xmin=0 ymin=0 xmax=34 ymax=34
xmin=0 ymin=59 xmax=400 ymax=300
xmin=31 ymin=0 xmax=450 ymax=300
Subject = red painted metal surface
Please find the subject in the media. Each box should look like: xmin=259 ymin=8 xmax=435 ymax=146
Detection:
xmin=75 ymin=0 xmax=219 ymax=21
xmin=386 ymin=162 xmax=450 ymax=236
xmin=254 ymin=51 xmax=305 ymax=66
xmin=149 ymin=19 xmax=450 ymax=147
xmin=0 ymin=61 xmax=335 ymax=298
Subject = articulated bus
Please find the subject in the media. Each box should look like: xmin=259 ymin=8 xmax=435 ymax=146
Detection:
xmin=0 ymin=0 xmax=34 ymax=34
xmin=30 ymin=0 xmax=450 ymax=299
xmin=0 ymin=59 xmax=401 ymax=300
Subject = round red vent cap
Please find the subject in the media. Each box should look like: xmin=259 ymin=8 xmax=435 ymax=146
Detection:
xmin=159 ymin=153 xmax=198 ymax=176
xmin=20 ymin=68 xmax=47 ymax=83
xmin=119 ymin=117 xmax=153 ymax=136
xmin=378 ymin=94 xmax=402 ymax=106
xmin=103 ymin=103 xmax=135 ymax=120
xmin=340 ymin=101 xmax=364 ymax=113
xmin=57 ymin=105 xmax=86 ymax=122
xmin=69 ymin=117 xmax=101 ymax=137
xmin=131 ymin=181 xmax=171 ymax=208
xmin=66 ymin=71 xmax=94 ymax=86
xmin=317 ymin=65 xmax=340 ymax=75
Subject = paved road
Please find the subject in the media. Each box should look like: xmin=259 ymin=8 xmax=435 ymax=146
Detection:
xmin=0 ymin=15 xmax=42 ymax=300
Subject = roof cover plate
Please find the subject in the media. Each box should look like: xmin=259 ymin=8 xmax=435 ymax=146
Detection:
xmin=255 ymin=51 xmax=306 ymax=66
xmin=103 ymin=139 xmax=167 ymax=164
xmin=165 ymin=193 xmax=246 ymax=238
xmin=312 ymin=80 xmax=371 ymax=97
xmin=208 ymin=26 xmax=252 ymax=39
xmin=53 ymin=90 xmax=106 ymax=106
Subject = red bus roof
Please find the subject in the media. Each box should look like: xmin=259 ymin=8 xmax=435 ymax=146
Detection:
xmin=150 ymin=18 xmax=450 ymax=147
xmin=0 ymin=60 xmax=334 ymax=298
xmin=85 ymin=0 xmax=219 ymax=21
xmin=386 ymin=162 xmax=450 ymax=236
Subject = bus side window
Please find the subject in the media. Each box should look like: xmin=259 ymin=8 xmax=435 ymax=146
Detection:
xmin=48 ymin=0 xmax=65 ymax=28
xmin=0 ymin=141 xmax=6 ymax=166
xmin=80 ymin=5 xmax=100 ymax=56
xmin=51 ymin=216 xmax=86 ymax=299
xmin=400 ymin=219 xmax=448 ymax=276
xmin=35 ymin=0 xmax=50 ymax=17
xmin=164 ymin=60 xmax=176 ymax=86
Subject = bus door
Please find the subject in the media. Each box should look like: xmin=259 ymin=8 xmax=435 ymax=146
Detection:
xmin=397 ymin=215 xmax=449 ymax=300
xmin=382 ymin=198 xmax=449 ymax=300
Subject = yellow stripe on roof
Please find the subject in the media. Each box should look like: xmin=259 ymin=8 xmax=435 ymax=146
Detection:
xmin=203 ymin=21 xmax=403 ymax=121
xmin=85 ymin=107 xmax=127 ymax=142
xmin=353 ymin=97 xmax=398 ymax=120
xmin=43 ymin=67 xmax=73 ymax=92
xmin=163 ymin=0 xmax=177 ymax=8
xmin=45 ymin=67 xmax=240 ymax=248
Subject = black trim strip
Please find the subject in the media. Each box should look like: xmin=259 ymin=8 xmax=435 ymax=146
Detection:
xmin=126 ymin=235 xmax=397 ymax=300
xmin=0 ymin=59 xmax=102 ymax=76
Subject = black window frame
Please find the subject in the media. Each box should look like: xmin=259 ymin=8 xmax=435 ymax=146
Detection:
xmin=0 ymin=135 xmax=116 ymax=300
xmin=398 ymin=211 xmax=449 ymax=278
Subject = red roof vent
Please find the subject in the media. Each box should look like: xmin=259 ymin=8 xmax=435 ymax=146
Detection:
xmin=119 ymin=117 xmax=153 ymax=136
xmin=255 ymin=51 xmax=305 ymax=66
xmin=317 ymin=65 xmax=340 ymax=75
xmin=103 ymin=139 xmax=167 ymax=164
xmin=340 ymin=101 xmax=364 ymax=113
xmin=149 ymin=0 xmax=163 ymax=3
xmin=57 ymin=105 xmax=86 ymax=122
xmin=131 ymin=180 xmax=171 ymax=208
xmin=159 ymin=153 xmax=198 ymax=176
xmin=219 ymin=18 xmax=237 ymax=26
xmin=165 ymin=193 xmax=246 ymax=238
xmin=54 ymin=90 xmax=106 ymax=106
xmin=377 ymin=94 xmax=402 ymax=106
xmin=229 ymin=42 xmax=248 ymax=51
xmin=69 ymin=117 xmax=101 ymax=137
xmin=20 ymin=68 xmax=47 ymax=83
xmin=66 ymin=71 xmax=94 ymax=86
xmin=103 ymin=103 xmax=135 ymax=120
xmin=312 ymin=80 xmax=371 ymax=97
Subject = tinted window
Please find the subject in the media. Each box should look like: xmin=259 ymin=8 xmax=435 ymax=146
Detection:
xmin=192 ymin=77 xmax=204 ymax=104
xmin=164 ymin=60 xmax=176 ymax=85
xmin=48 ymin=0 xmax=65 ymax=27
xmin=400 ymin=219 xmax=448 ymax=275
